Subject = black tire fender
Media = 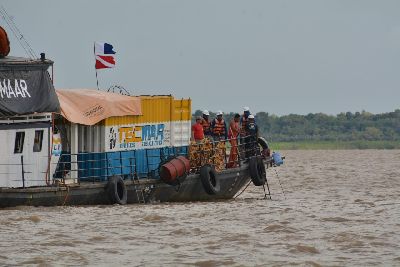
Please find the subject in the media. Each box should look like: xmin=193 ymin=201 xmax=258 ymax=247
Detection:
xmin=249 ymin=157 xmax=266 ymax=186
xmin=200 ymin=165 xmax=220 ymax=195
xmin=257 ymin=137 xmax=269 ymax=150
xmin=107 ymin=175 xmax=127 ymax=204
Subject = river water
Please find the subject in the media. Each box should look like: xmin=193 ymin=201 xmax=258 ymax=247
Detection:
xmin=1 ymin=150 xmax=399 ymax=266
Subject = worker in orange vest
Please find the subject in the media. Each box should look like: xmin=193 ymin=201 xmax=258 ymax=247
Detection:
xmin=227 ymin=113 xmax=240 ymax=168
xmin=201 ymin=110 xmax=212 ymax=138
xmin=211 ymin=110 xmax=227 ymax=141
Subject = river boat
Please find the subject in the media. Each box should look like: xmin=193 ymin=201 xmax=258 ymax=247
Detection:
xmin=0 ymin=27 xmax=283 ymax=208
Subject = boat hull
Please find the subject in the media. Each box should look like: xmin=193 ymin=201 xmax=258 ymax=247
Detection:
xmin=0 ymin=164 xmax=251 ymax=208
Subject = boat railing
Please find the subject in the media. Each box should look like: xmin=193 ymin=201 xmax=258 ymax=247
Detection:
xmin=52 ymin=148 xmax=188 ymax=184
xmin=188 ymin=134 xmax=262 ymax=172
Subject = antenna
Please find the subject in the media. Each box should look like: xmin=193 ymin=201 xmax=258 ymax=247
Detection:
xmin=107 ymin=85 xmax=131 ymax=96
xmin=0 ymin=5 xmax=38 ymax=59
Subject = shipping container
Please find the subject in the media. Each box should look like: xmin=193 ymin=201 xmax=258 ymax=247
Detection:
xmin=76 ymin=95 xmax=191 ymax=181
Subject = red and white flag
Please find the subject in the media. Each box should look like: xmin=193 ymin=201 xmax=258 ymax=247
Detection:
xmin=95 ymin=55 xmax=116 ymax=69
xmin=94 ymin=42 xmax=116 ymax=69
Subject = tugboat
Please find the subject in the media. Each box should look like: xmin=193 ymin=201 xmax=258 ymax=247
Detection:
xmin=0 ymin=26 xmax=283 ymax=208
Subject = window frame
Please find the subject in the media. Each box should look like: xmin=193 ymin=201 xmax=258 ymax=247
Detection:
xmin=33 ymin=130 xmax=44 ymax=152
xmin=14 ymin=131 xmax=25 ymax=154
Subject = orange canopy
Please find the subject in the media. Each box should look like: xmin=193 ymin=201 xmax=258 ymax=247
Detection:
xmin=56 ymin=89 xmax=142 ymax=125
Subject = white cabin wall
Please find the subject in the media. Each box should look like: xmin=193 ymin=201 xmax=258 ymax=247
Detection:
xmin=0 ymin=119 xmax=51 ymax=188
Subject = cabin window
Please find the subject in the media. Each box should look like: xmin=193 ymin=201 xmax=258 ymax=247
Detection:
xmin=33 ymin=130 xmax=44 ymax=152
xmin=14 ymin=132 xmax=25 ymax=154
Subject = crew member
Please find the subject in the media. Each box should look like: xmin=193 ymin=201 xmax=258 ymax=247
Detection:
xmin=227 ymin=113 xmax=240 ymax=168
xmin=245 ymin=114 xmax=259 ymax=158
xmin=240 ymin=106 xmax=251 ymax=137
xmin=211 ymin=111 xmax=227 ymax=141
xmin=201 ymin=110 xmax=212 ymax=137
xmin=191 ymin=116 xmax=205 ymax=142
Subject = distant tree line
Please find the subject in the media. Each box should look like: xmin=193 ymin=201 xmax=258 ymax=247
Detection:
xmin=193 ymin=109 xmax=400 ymax=142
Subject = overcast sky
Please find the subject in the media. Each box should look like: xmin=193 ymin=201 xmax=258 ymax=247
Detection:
xmin=2 ymin=0 xmax=400 ymax=115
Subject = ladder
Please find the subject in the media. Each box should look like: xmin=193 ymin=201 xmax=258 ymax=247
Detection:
xmin=133 ymin=178 xmax=146 ymax=204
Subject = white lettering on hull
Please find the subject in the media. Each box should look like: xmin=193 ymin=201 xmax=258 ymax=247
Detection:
xmin=0 ymin=79 xmax=31 ymax=99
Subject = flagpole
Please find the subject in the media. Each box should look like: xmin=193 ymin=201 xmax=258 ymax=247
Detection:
xmin=95 ymin=68 xmax=99 ymax=90
xmin=94 ymin=42 xmax=100 ymax=90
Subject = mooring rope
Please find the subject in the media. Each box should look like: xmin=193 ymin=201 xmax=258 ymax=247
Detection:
xmin=234 ymin=180 xmax=252 ymax=199
xmin=273 ymin=168 xmax=286 ymax=200
xmin=62 ymin=185 xmax=70 ymax=206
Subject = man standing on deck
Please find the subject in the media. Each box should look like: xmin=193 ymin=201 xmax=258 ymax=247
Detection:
xmin=245 ymin=114 xmax=259 ymax=158
xmin=201 ymin=110 xmax=212 ymax=138
xmin=240 ymin=106 xmax=251 ymax=137
xmin=211 ymin=111 xmax=227 ymax=141
xmin=191 ymin=116 xmax=205 ymax=142
xmin=227 ymin=113 xmax=240 ymax=167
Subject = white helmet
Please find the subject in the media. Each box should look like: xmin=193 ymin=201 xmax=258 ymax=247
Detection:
xmin=202 ymin=110 xmax=210 ymax=116
xmin=248 ymin=114 xmax=255 ymax=119
xmin=216 ymin=110 xmax=223 ymax=116
xmin=243 ymin=106 xmax=250 ymax=112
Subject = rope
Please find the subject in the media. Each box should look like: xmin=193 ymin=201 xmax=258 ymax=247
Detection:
xmin=234 ymin=180 xmax=252 ymax=199
xmin=62 ymin=185 xmax=70 ymax=206
xmin=273 ymin=168 xmax=286 ymax=200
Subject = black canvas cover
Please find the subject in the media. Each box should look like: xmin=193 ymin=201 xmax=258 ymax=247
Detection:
xmin=0 ymin=57 xmax=60 ymax=116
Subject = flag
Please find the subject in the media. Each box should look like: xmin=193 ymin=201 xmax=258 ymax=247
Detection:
xmin=95 ymin=42 xmax=116 ymax=55
xmin=94 ymin=42 xmax=116 ymax=69
xmin=95 ymin=55 xmax=116 ymax=69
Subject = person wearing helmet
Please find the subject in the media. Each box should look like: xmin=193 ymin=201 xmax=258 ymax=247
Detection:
xmin=244 ymin=114 xmax=259 ymax=158
xmin=211 ymin=110 xmax=227 ymax=141
xmin=201 ymin=110 xmax=212 ymax=137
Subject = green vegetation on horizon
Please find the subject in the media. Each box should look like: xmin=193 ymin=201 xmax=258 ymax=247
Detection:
xmin=270 ymin=140 xmax=400 ymax=150
xmin=193 ymin=109 xmax=400 ymax=149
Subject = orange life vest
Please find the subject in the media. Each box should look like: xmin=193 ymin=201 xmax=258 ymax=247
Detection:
xmin=213 ymin=119 xmax=226 ymax=136
xmin=201 ymin=119 xmax=211 ymax=135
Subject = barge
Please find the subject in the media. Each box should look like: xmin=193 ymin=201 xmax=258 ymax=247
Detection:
xmin=0 ymin=27 xmax=283 ymax=208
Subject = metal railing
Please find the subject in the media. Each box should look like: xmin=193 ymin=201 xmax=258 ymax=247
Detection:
xmin=53 ymin=147 xmax=188 ymax=184
xmin=0 ymin=137 xmax=264 ymax=187
xmin=188 ymin=135 xmax=262 ymax=172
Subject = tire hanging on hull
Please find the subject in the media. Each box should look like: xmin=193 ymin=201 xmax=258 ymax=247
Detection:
xmin=249 ymin=157 xmax=267 ymax=186
xmin=200 ymin=165 xmax=220 ymax=195
xmin=107 ymin=176 xmax=127 ymax=204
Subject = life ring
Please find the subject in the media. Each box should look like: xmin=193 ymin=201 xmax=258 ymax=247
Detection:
xmin=0 ymin=26 xmax=10 ymax=57
xmin=200 ymin=165 xmax=220 ymax=195
xmin=249 ymin=157 xmax=266 ymax=186
xmin=107 ymin=176 xmax=127 ymax=204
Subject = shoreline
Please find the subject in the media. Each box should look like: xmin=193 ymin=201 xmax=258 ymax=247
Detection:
xmin=269 ymin=140 xmax=400 ymax=150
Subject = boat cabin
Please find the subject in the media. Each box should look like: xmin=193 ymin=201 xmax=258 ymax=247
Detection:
xmin=0 ymin=55 xmax=191 ymax=188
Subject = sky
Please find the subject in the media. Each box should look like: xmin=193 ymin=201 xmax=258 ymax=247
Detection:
xmin=2 ymin=0 xmax=400 ymax=115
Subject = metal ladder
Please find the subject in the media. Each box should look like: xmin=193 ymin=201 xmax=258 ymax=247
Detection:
xmin=133 ymin=178 xmax=146 ymax=204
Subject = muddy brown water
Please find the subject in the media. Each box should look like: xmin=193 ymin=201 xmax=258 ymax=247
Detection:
xmin=1 ymin=150 xmax=399 ymax=266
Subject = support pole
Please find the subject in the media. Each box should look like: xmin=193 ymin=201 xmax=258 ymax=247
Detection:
xmin=70 ymin=123 xmax=79 ymax=181
xmin=94 ymin=42 xmax=100 ymax=90
xmin=20 ymin=155 xmax=25 ymax=188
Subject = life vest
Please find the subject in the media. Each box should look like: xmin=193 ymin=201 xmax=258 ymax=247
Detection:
xmin=213 ymin=119 xmax=226 ymax=136
xmin=201 ymin=118 xmax=211 ymax=135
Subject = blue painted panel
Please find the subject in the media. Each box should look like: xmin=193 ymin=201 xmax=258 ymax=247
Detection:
xmin=76 ymin=146 xmax=189 ymax=182
xmin=79 ymin=152 xmax=108 ymax=182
